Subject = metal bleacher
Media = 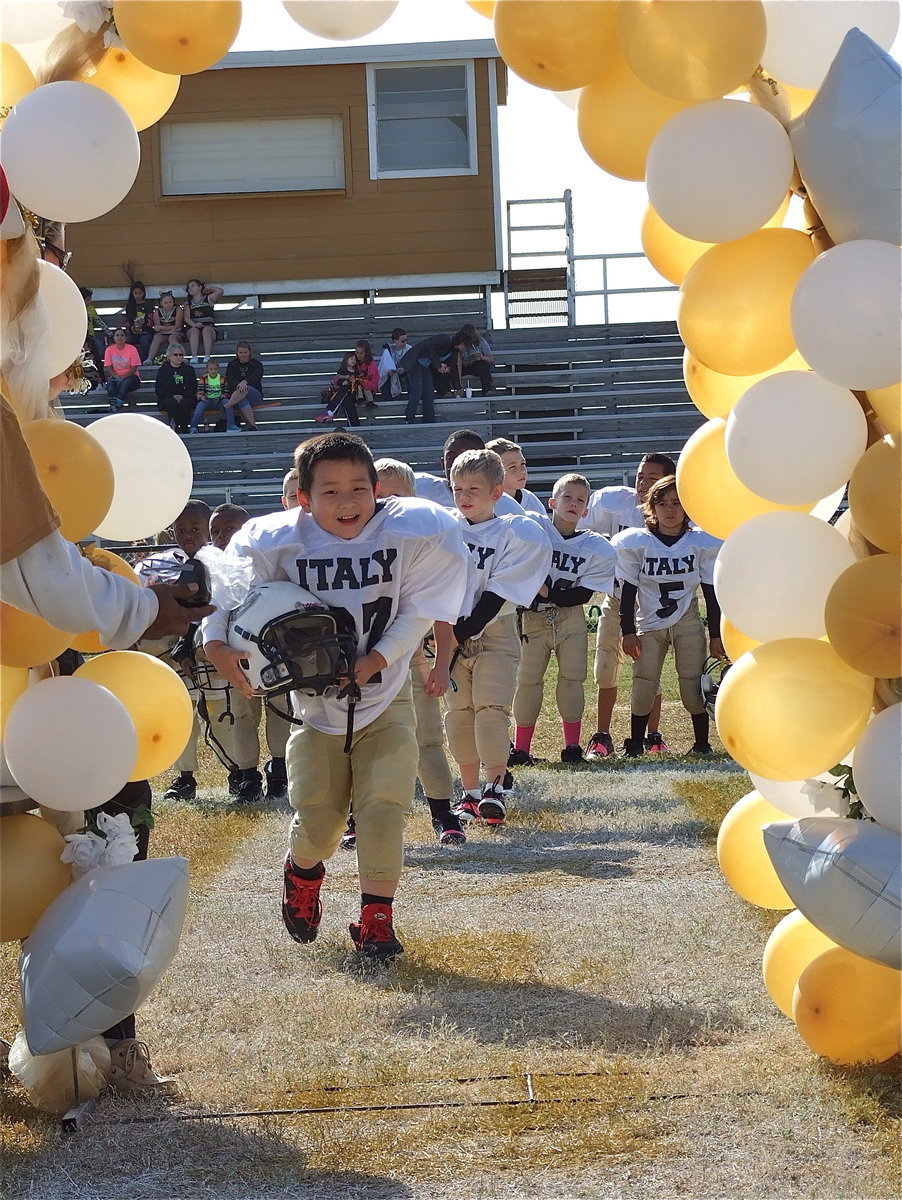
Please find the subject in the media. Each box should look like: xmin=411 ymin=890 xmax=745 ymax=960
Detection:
xmin=62 ymin=291 xmax=701 ymax=516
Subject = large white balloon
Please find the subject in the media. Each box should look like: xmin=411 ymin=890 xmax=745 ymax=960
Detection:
xmin=86 ymin=414 xmax=193 ymax=541
xmin=1 ymin=2 xmax=71 ymax=42
xmin=714 ymin=512 xmax=857 ymax=642
xmin=282 ymin=0 xmax=398 ymax=39
xmin=762 ymin=1 xmax=900 ymax=90
xmin=3 ymin=677 xmax=137 ymax=812
xmin=725 ymin=371 xmax=868 ymax=505
xmin=1 ymin=82 xmax=140 ymax=224
xmin=36 ymin=261 xmax=88 ymax=378
xmin=646 ymin=100 xmax=794 ymax=244
xmin=791 ymin=29 xmax=901 ymax=247
xmin=749 ymin=768 xmax=853 ymax=820
xmin=854 ymin=707 xmax=902 ymax=834
xmin=790 ymin=240 xmax=902 ymax=391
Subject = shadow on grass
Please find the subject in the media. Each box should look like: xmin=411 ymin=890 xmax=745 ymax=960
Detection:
xmin=404 ymin=837 xmax=637 ymax=880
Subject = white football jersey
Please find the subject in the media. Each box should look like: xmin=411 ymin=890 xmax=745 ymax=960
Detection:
xmin=456 ymin=511 xmax=552 ymax=621
xmin=612 ymin=526 xmax=721 ymax=633
xmin=536 ymin=517 xmax=618 ymax=602
xmin=414 ymin=471 xmax=522 ymax=517
xmin=578 ymin=486 xmax=643 ymax=537
xmin=514 ymin=487 xmax=547 ymax=517
xmin=204 ymin=497 xmax=470 ymax=735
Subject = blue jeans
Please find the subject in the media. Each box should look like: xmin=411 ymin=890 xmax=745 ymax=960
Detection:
xmin=105 ymin=375 xmax=140 ymax=407
xmin=404 ymin=359 xmax=435 ymax=423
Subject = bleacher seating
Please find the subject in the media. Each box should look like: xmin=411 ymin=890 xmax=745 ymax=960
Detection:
xmin=63 ymin=291 xmax=701 ymax=516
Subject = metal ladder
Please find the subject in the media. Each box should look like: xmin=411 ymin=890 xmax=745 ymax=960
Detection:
xmin=504 ymin=190 xmax=575 ymax=326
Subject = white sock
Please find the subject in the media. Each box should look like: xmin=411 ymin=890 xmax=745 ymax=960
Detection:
xmin=466 ymin=788 xmax=481 ymax=801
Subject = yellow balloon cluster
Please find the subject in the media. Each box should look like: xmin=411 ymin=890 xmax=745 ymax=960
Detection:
xmin=716 ymin=792 xmax=793 ymax=910
xmin=21 ymin=419 xmax=114 ymax=543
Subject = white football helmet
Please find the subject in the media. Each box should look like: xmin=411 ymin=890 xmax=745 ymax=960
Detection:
xmin=701 ymin=655 xmax=731 ymax=718
xmin=227 ymin=582 xmax=358 ymax=697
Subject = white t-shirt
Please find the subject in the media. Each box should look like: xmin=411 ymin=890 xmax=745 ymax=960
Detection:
xmin=536 ymin=517 xmax=618 ymax=603
xmin=414 ymin=471 xmax=522 ymax=517
xmin=456 ymin=511 xmax=552 ymax=622
xmin=204 ymin=497 xmax=470 ymax=734
xmin=612 ymin=526 xmax=721 ymax=633
xmin=578 ymin=486 xmax=643 ymax=538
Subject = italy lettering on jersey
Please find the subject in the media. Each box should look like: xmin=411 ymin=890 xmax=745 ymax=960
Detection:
xmin=456 ymin=511 xmax=552 ymax=620
xmin=414 ymin=471 xmax=523 ymax=517
xmin=535 ymin=516 xmax=617 ymax=601
xmin=204 ymin=497 xmax=469 ymax=735
xmin=612 ymin=526 xmax=722 ymax=633
xmin=515 ymin=487 xmax=546 ymax=517
xmin=578 ymin=485 xmax=643 ymax=537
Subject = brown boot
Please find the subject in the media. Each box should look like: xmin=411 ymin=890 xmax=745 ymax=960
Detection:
xmin=108 ymin=1039 xmax=179 ymax=1097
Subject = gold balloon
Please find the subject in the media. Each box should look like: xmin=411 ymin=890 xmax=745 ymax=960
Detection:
xmin=824 ymin=555 xmax=901 ymax=679
xmin=466 ymin=0 xmax=495 ymax=15
xmin=866 ymin=382 xmax=901 ymax=434
xmin=793 ymin=947 xmax=902 ymax=1066
xmin=682 ymin=347 xmax=809 ymax=420
xmin=113 ymin=0 xmax=242 ymax=76
xmin=0 ymin=813 xmax=70 ymax=942
xmin=716 ymin=792 xmax=794 ymax=910
xmin=69 ymin=549 xmax=141 ymax=656
xmin=763 ymin=911 xmax=839 ymax=1018
xmin=75 ymin=651 xmax=193 ymax=781
xmin=721 ymin=617 xmax=759 ymax=662
xmin=678 ymin=229 xmax=816 ymax=376
xmin=0 ymin=664 xmax=29 ymax=738
xmin=848 ymin=437 xmax=901 ymax=554
xmin=85 ymin=47 xmax=180 ymax=132
xmin=493 ymin=1 xmax=619 ymax=91
xmin=577 ymin=56 xmax=692 ymax=182
xmin=0 ymin=604 xmax=73 ymax=669
xmin=617 ymin=0 xmax=767 ymax=101
xmin=715 ymin=639 xmax=874 ymax=780
xmin=21 ymin=419 xmax=114 ymax=543
xmin=675 ymin=419 xmax=808 ymax=540
xmin=1 ymin=42 xmax=35 ymax=111
xmin=645 ymin=194 xmax=790 ymax=288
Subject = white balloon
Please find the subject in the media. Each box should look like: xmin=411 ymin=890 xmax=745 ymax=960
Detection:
xmin=2 ymin=2 xmax=71 ymax=42
xmin=1 ymin=82 xmax=139 ymax=224
xmin=3 ymin=677 xmax=137 ymax=812
xmin=553 ymin=89 xmax=582 ymax=110
xmin=646 ymin=100 xmax=794 ymax=243
xmin=714 ymin=512 xmax=857 ymax=642
xmin=36 ymin=261 xmax=88 ymax=378
xmin=791 ymin=29 xmax=901 ymax=247
xmin=790 ymin=240 xmax=902 ymax=392
xmin=762 ymin=0 xmax=900 ymax=90
xmin=725 ymin=371 xmax=868 ymax=505
xmin=86 ymin=414 xmax=193 ymax=541
xmin=854 ymin=707 xmax=902 ymax=834
xmin=809 ymin=484 xmax=847 ymax=524
xmin=282 ymin=0 xmax=398 ymax=40
xmin=749 ymin=769 xmax=852 ymax=819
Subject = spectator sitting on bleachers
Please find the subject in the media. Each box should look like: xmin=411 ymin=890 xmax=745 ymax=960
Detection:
xmin=155 ymin=344 xmax=199 ymax=434
xmin=103 ymin=327 xmax=142 ymax=411
xmin=190 ymin=356 xmax=257 ymax=434
xmin=80 ymin=285 xmax=109 ymax=383
xmin=354 ymin=339 xmax=380 ymax=410
xmin=457 ymin=324 xmax=494 ymax=396
xmin=146 ymin=290 xmax=185 ymax=363
xmin=377 ymin=327 xmax=408 ymax=401
xmin=399 ymin=330 xmax=469 ymax=424
xmin=123 ymin=280 xmax=154 ymax=362
xmin=184 ymin=278 xmax=224 ymax=365
xmin=317 ymin=351 xmax=362 ymax=427
xmin=225 ymin=341 xmax=265 ymax=421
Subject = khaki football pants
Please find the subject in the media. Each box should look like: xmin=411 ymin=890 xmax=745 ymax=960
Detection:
xmin=632 ymin=601 xmax=707 ymax=716
xmin=592 ymin=594 xmax=625 ymax=689
xmin=445 ymin=614 xmax=520 ymax=773
xmin=410 ymin=640 xmax=454 ymax=800
xmin=199 ymin=689 xmax=293 ymax=770
xmin=513 ymin=604 xmax=588 ymax=727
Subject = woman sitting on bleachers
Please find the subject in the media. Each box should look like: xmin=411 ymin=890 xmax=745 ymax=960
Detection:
xmin=184 ymin=278 xmax=224 ymax=365
xmin=146 ymin=291 xmax=185 ymax=363
xmin=457 ymin=324 xmax=494 ymax=396
xmin=155 ymin=343 xmax=199 ymax=434
xmin=124 ymin=280 xmax=154 ymax=363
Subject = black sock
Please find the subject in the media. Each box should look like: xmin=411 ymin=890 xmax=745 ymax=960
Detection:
xmin=691 ymin=712 xmax=710 ymax=745
xmin=361 ymin=892 xmax=392 ymax=908
xmin=179 ymin=770 xmax=194 ymax=781
xmin=426 ymin=797 xmax=453 ymax=821
xmin=630 ymin=713 xmax=650 ymax=744
xmin=292 ymin=860 xmax=324 ymax=880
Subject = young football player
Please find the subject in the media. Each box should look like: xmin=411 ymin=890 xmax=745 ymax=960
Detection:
xmin=511 ymin=474 xmax=617 ymax=764
xmin=579 ymin=453 xmax=676 ymax=760
xmin=415 ymin=428 xmax=523 ymax=517
xmin=203 ymin=433 xmax=469 ymax=960
xmin=613 ymin=475 xmax=724 ymax=757
xmin=281 ymin=468 xmax=300 ymax=510
xmin=436 ymin=449 xmax=552 ymax=827
xmin=485 ymin=437 xmax=546 ymax=516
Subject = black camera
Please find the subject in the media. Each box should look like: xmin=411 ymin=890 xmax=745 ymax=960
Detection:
xmin=175 ymin=558 xmax=211 ymax=608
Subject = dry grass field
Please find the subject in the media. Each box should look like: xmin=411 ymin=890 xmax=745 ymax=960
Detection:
xmin=2 ymin=660 xmax=899 ymax=1200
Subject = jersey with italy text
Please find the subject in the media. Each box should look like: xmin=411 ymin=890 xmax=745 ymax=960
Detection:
xmin=414 ymin=471 xmax=523 ymax=517
xmin=456 ymin=511 xmax=552 ymax=624
xmin=534 ymin=516 xmax=618 ymax=605
xmin=612 ymin=526 xmax=721 ymax=634
xmin=205 ymin=497 xmax=469 ymax=735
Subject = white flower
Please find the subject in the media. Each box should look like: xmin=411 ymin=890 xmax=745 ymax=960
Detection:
xmin=800 ymin=779 xmax=833 ymax=799
xmin=95 ymin=812 xmax=138 ymax=868
xmin=102 ymin=27 xmax=126 ymax=50
xmin=60 ymin=2 xmax=113 ymax=35
xmin=95 ymin=811 xmax=133 ymax=841
xmin=61 ymin=832 xmax=105 ymax=879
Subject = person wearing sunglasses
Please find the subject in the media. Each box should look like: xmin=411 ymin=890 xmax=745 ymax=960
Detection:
xmin=154 ymin=343 xmax=200 ymax=434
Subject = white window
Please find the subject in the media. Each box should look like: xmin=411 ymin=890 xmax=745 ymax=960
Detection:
xmin=367 ymin=61 xmax=477 ymax=179
xmin=160 ymin=117 xmax=345 ymax=196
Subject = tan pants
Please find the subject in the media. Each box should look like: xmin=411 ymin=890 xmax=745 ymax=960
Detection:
xmin=632 ymin=602 xmax=706 ymax=716
xmin=285 ymin=684 xmax=417 ymax=882
xmin=514 ymin=604 xmax=588 ymax=727
xmin=410 ymin=641 xmax=453 ymax=800
xmin=196 ymin=689 xmax=293 ymax=770
xmin=445 ymin=614 xmax=520 ymax=771
xmin=592 ymin=594 xmax=624 ymax=689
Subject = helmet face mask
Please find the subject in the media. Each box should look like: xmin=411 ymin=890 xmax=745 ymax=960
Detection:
xmin=228 ymin=582 xmax=358 ymax=698
xmin=700 ymin=655 xmax=731 ymax=718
